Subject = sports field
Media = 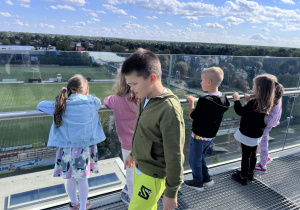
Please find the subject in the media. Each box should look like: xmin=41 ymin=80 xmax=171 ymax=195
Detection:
xmin=0 ymin=82 xmax=115 ymax=150
xmin=0 ymin=72 xmax=240 ymax=152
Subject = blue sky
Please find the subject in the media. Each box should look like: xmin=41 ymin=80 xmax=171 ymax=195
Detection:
xmin=1 ymin=0 xmax=300 ymax=47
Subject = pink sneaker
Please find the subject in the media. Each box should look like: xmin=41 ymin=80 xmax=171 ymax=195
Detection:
xmin=254 ymin=163 xmax=267 ymax=173
xmin=266 ymin=157 xmax=273 ymax=165
xmin=69 ymin=201 xmax=91 ymax=210
xmin=69 ymin=202 xmax=80 ymax=210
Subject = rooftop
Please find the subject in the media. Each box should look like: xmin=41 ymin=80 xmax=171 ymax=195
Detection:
xmin=1 ymin=51 xmax=300 ymax=210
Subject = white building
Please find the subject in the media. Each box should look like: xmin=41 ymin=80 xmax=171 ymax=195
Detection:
xmin=0 ymin=45 xmax=34 ymax=50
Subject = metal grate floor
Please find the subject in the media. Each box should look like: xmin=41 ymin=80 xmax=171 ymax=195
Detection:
xmin=93 ymin=153 xmax=300 ymax=210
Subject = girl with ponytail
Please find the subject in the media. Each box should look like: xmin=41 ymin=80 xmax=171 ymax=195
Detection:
xmin=37 ymin=74 xmax=106 ymax=210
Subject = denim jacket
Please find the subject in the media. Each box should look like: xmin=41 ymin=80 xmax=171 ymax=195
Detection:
xmin=37 ymin=94 xmax=106 ymax=148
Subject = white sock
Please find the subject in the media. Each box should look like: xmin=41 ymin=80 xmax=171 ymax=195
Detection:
xmin=66 ymin=179 xmax=79 ymax=204
xmin=78 ymin=178 xmax=89 ymax=210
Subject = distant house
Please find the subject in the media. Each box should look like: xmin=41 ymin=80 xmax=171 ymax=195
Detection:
xmin=15 ymin=40 xmax=20 ymax=45
xmin=36 ymin=45 xmax=56 ymax=51
xmin=76 ymin=46 xmax=85 ymax=51
xmin=88 ymin=43 xmax=94 ymax=48
xmin=47 ymin=46 xmax=56 ymax=51
xmin=70 ymin=42 xmax=81 ymax=48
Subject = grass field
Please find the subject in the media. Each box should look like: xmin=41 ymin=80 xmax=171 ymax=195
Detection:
xmin=0 ymin=66 xmax=114 ymax=82
xmin=0 ymin=79 xmax=241 ymax=150
xmin=0 ymin=82 xmax=115 ymax=150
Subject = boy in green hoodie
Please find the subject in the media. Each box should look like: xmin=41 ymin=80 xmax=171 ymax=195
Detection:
xmin=123 ymin=48 xmax=185 ymax=210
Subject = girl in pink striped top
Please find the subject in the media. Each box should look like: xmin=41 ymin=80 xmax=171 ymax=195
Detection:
xmin=104 ymin=71 xmax=139 ymax=205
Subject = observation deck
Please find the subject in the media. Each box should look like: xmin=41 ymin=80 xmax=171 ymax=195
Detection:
xmin=1 ymin=51 xmax=300 ymax=209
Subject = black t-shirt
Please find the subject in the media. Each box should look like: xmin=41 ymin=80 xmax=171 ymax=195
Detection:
xmin=234 ymin=99 xmax=268 ymax=138
xmin=191 ymin=94 xmax=230 ymax=138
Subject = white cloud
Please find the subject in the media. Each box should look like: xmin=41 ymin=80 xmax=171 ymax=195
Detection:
xmin=5 ymin=0 xmax=13 ymax=5
xmin=99 ymin=0 xmax=300 ymax=25
xmin=205 ymin=22 xmax=224 ymax=29
xmin=96 ymin=10 xmax=106 ymax=14
xmin=40 ymin=23 xmax=55 ymax=28
xmin=91 ymin=18 xmax=100 ymax=22
xmin=122 ymin=22 xmax=146 ymax=29
xmin=186 ymin=27 xmax=191 ymax=31
xmin=260 ymin=27 xmax=270 ymax=32
xmin=183 ymin=16 xmax=199 ymax=20
xmin=75 ymin=21 xmax=86 ymax=26
xmin=146 ymin=16 xmax=158 ymax=20
xmin=43 ymin=0 xmax=86 ymax=6
xmin=250 ymin=33 xmax=275 ymax=42
xmin=130 ymin=15 xmax=137 ymax=19
xmin=267 ymin=22 xmax=283 ymax=27
xmin=190 ymin=23 xmax=201 ymax=27
xmin=20 ymin=4 xmax=30 ymax=8
xmin=50 ymin=5 xmax=75 ymax=11
xmin=16 ymin=20 xmax=24 ymax=26
xmin=18 ymin=0 xmax=31 ymax=2
xmin=223 ymin=16 xmax=244 ymax=26
xmin=153 ymin=24 xmax=159 ymax=29
xmin=82 ymin=8 xmax=92 ymax=12
xmin=89 ymin=12 xmax=98 ymax=17
xmin=165 ymin=22 xmax=173 ymax=26
xmin=281 ymin=0 xmax=295 ymax=4
xmin=102 ymin=27 xmax=111 ymax=32
xmin=103 ymin=4 xmax=127 ymax=15
xmin=247 ymin=17 xmax=262 ymax=23
xmin=0 ymin=12 xmax=12 ymax=17
xmin=107 ymin=0 xmax=120 ymax=4
xmin=281 ymin=24 xmax=300 ymax=31
xmin=61 ymin=19 xmax=66 ymax=22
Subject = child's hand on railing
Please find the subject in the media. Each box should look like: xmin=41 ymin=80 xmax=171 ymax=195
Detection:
xmin=186 ymin=96 xmax=195 ymax=104
xmin=233 ymin=92 xmax=240 ymax=101
xmin=244 ymin=93 xmax=251 ymax=102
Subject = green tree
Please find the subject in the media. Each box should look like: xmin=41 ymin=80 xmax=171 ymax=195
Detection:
xmin=111 ymin=44 xmax=125 ymax=53
xmin=173 ymin=61 xmax=189 ymax=78
xmin=20 ymin=37 xmax=30 ymax=45
xmin=2 ymin=38 xmax=10 ymax=45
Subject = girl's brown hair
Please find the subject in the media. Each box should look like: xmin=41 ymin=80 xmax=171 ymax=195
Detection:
xmin=267 ymin=74 xmax=284 ymax=107
xmin=253 ymin=74 xmax=276 ymax=114
xmin=113 ymin=70 xmax=138 ymax=103
xmin=274 ymin=82 xmax=284 ymax=107
xmin=54 ymin=74 xmax=88 ymax=128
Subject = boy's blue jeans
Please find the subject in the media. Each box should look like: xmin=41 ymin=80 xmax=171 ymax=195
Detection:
xmin=188 ymin=136 xmax=213 ymax=184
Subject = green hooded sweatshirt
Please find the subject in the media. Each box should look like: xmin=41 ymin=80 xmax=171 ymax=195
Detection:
xmin=131 ymin=89 xmax=185 ymax=198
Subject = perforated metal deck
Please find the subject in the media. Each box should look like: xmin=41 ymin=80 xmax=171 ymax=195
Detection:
xmin=94 ymin=153 xmax=300 ymax=210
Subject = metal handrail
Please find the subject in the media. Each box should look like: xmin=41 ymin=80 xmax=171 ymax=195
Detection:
xmin=1 ymin=90 xmax=300 ymax=120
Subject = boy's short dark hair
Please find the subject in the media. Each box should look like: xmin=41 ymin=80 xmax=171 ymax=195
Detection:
xmin=121 ymin=48 xmax=162 ymax=79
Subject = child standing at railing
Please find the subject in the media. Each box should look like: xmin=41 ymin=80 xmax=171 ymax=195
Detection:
xmin=254 ymin=79 xmax=283 ymax=173
xmin=232 ymin=74 xmax=276 ymax=185
xmin=37 ymin=74 xmax=106 ymax=210
xmin=104 ymin=71 xmax=139 ymax=205
xmin=185 ymin=67 xmax=230 ymax=191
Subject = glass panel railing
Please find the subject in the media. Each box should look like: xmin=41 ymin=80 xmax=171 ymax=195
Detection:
xmin=282 ymin=94 xmax=300 ymax=149
xmin=168 ymin=55 xmax=300 ymax=169
xmin=1 ymin=51 xmax=300 ymax=175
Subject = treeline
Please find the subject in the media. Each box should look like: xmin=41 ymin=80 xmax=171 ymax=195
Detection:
xmin=1 ymin=31 xmax=300 ymax=57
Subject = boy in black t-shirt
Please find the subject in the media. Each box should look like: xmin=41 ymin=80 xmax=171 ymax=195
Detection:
xmin=185 ymin=67 xmax=229 ymax=191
